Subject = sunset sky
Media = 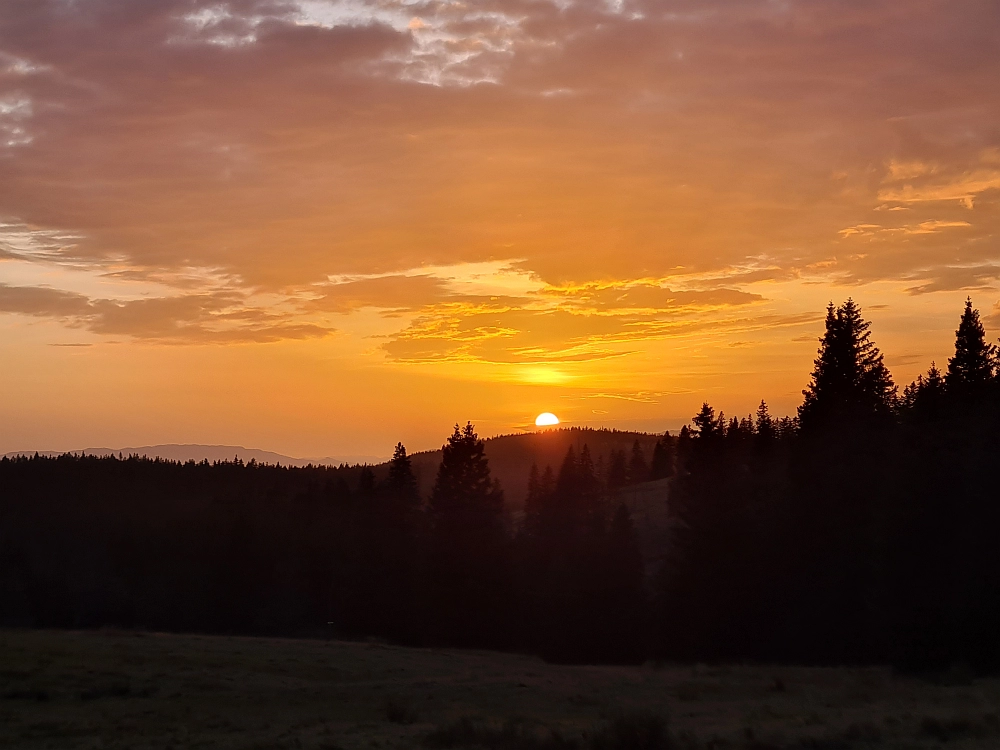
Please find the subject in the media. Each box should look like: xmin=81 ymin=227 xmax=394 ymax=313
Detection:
xmin=1 ymin=0 xmax=999 ymax=457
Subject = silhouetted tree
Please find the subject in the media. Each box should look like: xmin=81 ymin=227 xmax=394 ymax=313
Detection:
xmin=946 ymin=298 xmax=996 ymax=397
xmin=691 ymin=402 xmax=721 ymax=438
xmin=386 ymin=442 xmax=419 ymax=506
xmin=627 ymin=440 xmax=648 ymax=485
xmin=606 ymin=449 xmax=628 ymax=491
xmin=648 ymin=433 xmax=674 ymax=480
xmin=522 ymin=463 xmax=554 ymax=538
xmin=425 ymin=423 xmax=508 ymax=646
xmin=799 ymin=299 xmax=896 ymax=430
xmin=901 ymin=362 xmax=946 ymax=421
xmin=755 ymin=400 xmax=774 ymax=439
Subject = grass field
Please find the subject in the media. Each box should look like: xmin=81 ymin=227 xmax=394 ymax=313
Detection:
xmin=2 ymin=629 xmax=1000 ymax=749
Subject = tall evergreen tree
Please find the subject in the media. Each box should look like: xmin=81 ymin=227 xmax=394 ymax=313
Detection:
xmin=755 ymin=400 xmax=774 ymax=438
xmin=426 ymin=423 xmax=508 ymax=645
xmin=607 ymin=449 xmax=628 ymax=491
xmin=523 ymin=463 xmax=554 ymax=538
xmin=901 ymin=362 xmax=946 ymax=420
xmin=691 ymin=402 xmax=722 ymax=438
xmin=798 ymin=299 xmax=896 ymax=430
xmin=627 ymin=440 xmax=648 ymax=485
xmin=386 ymin=442 xmax=419 ymax=509
xmin=946 ymin=298 xmax=996 ymax=394
xmin=429 ymin=423 xmax=503 ymax=533
xmin=649 ymin=433 xmax=675 ymax=480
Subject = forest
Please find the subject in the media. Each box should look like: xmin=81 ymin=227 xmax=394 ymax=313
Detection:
xmin=1 ymin=298 xmax=998 ymax=670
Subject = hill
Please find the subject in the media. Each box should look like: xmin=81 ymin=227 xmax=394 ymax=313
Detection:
xmin=401 ymin=427 xmax=667 ymax=510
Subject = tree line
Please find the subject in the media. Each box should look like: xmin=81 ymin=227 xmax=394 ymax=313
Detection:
xmin=1 ymin=297 xmax=998 ymax=668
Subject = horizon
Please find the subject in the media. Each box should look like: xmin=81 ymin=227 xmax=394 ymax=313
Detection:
xmin=2 ymin=1 xmax=999 ymax=457
xmin=1 ymin=423 xmax=684 ymax=464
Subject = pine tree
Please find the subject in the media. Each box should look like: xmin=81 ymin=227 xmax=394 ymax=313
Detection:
xmin=649 ymin=433 xmax=675 ymax=480
xmin=755 ymin=400 xmax=774 ymax=438
xmin=426 ymin=423 xmax=507 ymax=645
xmin=902 ymin=362 xmax=946 ymax=420
xmin=798 ymin=299 xmax=896 ymax=430
xmin=946 ymin=298 xmax=996 ymax=394
xmin=691 ymin=401 xmax=721 ymax=438
xmin=386 ymin=442 xmax=419 ymax=508
xmin=357 ymin=466 xmax=376 ymax=498
xmin=555 ymin=445 xmax=578 ymax=501
xmin=627 ymin=440 xmax=648 ymax=485
xmin=607 ymin=449 xmax=628 ymax=491
xmin=578 ymin=445 xmax=598 ymax=500
xmin=429 ymin=423 xmax=503 ymax=529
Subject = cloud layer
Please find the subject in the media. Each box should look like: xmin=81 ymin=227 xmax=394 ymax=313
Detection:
xmin=1 ymin=0 xmax=1000 ymax=449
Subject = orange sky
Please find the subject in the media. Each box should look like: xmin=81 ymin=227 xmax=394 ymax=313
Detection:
xmin=1 ymin=0 xmax=999 ymax=457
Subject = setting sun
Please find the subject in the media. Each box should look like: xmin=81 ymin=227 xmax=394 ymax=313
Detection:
xmin=535 ymin=413 xmax=560 ymax=427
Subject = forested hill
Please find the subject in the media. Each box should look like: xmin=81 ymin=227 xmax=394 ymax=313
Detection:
xmin=401 ymin=428 xmax=662 ymax=509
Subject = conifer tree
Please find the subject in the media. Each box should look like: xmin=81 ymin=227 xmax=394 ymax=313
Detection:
xmin=426 ymin=423 xmax=507 ymax=644
xmin=946 ymin=298 xmax=996 ymax=394
xmin=627 ymin=440 xmax=648 ymax=485
xmin=386 ymin=442 xmax=419 ymax=508
xmin=798 ymin=299 xmax=896 ymax=430
xmin=555 ymin=445 xmax=578 ymax=501
xmin=649 ymin=433 xmax=675 ymax=480
xmin=607 ymin=449 xmax=628 ymax=491
xmin=902 ymin=362 xmax=946 ymax=420
xmin=522 ymin=463 xmax=555 ymax=538
xmin=755 ymin=400 xmax=774 ymax=438
xmin=429 ymin=423 xmax=503 ymax=530
xmin=357 ymin=466 xmax=376 ymax=498
xmin=578 ymin=445 xmax=598 ymax=500
xmin=692 ymin=402 xmax=720 ymax=438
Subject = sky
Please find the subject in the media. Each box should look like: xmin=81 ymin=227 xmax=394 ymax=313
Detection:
xmin=1 ymin=0 xmax=999 ymax=457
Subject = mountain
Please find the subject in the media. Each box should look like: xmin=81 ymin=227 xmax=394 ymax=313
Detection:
xmin=2 ymin=444 xmax=386 ymax=468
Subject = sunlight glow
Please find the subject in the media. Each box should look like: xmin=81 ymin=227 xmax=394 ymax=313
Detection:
xmin=535 ymin=412 xmax=559 ymax=427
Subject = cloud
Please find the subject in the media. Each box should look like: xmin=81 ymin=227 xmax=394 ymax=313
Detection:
xmin=381 ymin=292 xmax=818 ymax=365
xmin=0 ymin=283 xmax=333 ymax=343
xmin=878 ymin=170 xmax=1000 ymax=209
xmin=542 ymin=282 xmax=763 ymax=312
xmin=308 ymin=274 xmax=451 ymax=314
xmin=839 ymin=220 xmax=972 ymax=238
xmin=0 ymin=283 xmax=90 ymax=317
xmin=1 ymin=0 xmax=1000 ymax=358
xmin=903 ymin=265 xmax=1000 ymax=295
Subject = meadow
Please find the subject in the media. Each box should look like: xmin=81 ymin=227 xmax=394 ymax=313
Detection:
xmin=2 ymin=629 xmax=1000 ymax=749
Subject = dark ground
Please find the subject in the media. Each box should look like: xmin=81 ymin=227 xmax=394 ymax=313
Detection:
xmin=3 ymin=629 xmax=1000 ymax=749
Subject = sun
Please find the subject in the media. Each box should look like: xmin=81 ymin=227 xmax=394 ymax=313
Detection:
xmin=535 ymin=412 xmax=560 ymax=427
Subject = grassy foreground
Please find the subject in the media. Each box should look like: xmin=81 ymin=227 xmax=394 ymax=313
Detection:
xmin=2 ymin=629 xmax=1000 ymax=749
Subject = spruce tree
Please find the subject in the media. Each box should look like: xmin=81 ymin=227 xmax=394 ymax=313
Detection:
xmin=607 ymin=449 xmax=628 ymax=491
xmin=755 ymin=400 xmax=774 ymax=438
xmin=902 ymin=362 xmax=946 ymax=420
xmin=627 ymin=440 xmax=648 ymax=485
xmin=798 ymin=298 xmax=896 ymax=430
xmin=426 ymin=423 xmax=507 ymax=645
xmin=429 ymin=423 xmax=503 ymax=529
xmin=649 ymin=433 xmax=675 ymax=480
xmin=692 ymin=402 xmax=720 ymax=438
xmin=946 ymin=298 xmax=996 ymax=394
xmin=386 ymin=442 xmax=419 ymax=507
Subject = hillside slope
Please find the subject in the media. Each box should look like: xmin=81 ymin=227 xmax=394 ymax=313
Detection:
xmin=403 ymin=427 xmax=667 ymax=509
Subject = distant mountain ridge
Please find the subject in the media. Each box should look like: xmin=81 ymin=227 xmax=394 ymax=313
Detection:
xmin=2 ymin=444 xmax=386 ymax=468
